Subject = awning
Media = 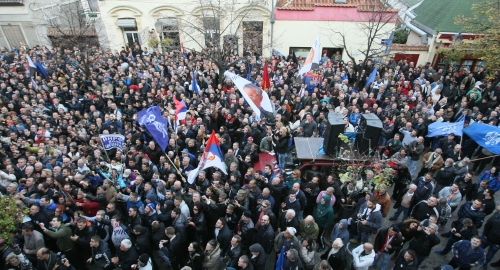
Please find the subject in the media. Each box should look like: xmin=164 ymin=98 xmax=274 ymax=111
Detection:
xmin=117 ymin=18 xmax=136 ymax=28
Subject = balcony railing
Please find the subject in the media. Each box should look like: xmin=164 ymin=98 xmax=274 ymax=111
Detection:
xmin=0 ymin=0 xmax=24 ymax=6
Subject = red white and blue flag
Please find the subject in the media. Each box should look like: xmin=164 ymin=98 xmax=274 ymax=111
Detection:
xmin=187 ymin=131 xmax=227 ymax=184
xmin=174 ymin=96 xmax=187 ymax=132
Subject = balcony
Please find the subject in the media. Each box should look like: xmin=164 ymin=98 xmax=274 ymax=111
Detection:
xmin=0 ymin=0 xmax=24 ymax=6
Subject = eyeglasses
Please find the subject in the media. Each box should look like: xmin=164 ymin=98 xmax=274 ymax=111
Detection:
xmin=262 ymin=205 xmax=268 ymax=208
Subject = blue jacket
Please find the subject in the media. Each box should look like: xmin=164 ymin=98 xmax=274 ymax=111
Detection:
xmin=457 ymin=201 xmax=485 ymax=228
xmin=349 ymin=113 xmax=361 ymax=125
xmin=478 ymin=170 xmax=500 ymax=183
xmin=452 ymin=240 xmax=485 ymax=267
xmin=488 ymin=177 xmax=500 ymax=191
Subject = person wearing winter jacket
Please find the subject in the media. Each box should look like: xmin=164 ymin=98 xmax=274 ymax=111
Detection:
xmin=351 ymin=198 xmax=382 ymax=244
xmin=87 ymin=235 xmax=112 ymax=269
xmin=330 ymin=219 xmax=349 ymax=246
xmin=481 ymin=212 xmax=500 ymax=269
xmin=5 ymin=245 xmax=33 ymax=270
xmin=314 ymin=195 xmax=334 ymax=251
xmin=299 ymin=236 xmax=317 ymax=269
xmin=449 ymin=237 xmax=485 ymax=269
xmin=372 ymin=226 xmax=403 ymax=270
xmin=438 ymin=184 xmax=462 ymax=211
xmin=249 ymin=243 xmax=266 ymax=270
xmin=457 ymin=199 xmax=486 ymax=228
xmin=408 ymin=223 xmax=440 ymax=267
xmin=320 ymin=238 xmax=346 ymax=270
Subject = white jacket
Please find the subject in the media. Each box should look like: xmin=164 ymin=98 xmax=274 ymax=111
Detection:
xmin=0 ymin=170 xmax=16 ymax=188
xmin=351 ymin=245 xmax=375 ymax=270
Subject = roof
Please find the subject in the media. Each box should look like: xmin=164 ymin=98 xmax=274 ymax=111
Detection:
xmin=390 ymin=43 xmax=429 ymax=51
xmin=276 ymin=0 xmax=398 ymax=12
xmin=401 ymin=0 xmax=421 ymax=7
xmin=412 ymin=0 xmax=483 ymax=33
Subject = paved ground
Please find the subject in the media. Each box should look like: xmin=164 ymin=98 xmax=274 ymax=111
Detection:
xmin=314 ymin=161 xmax=500 ymax=270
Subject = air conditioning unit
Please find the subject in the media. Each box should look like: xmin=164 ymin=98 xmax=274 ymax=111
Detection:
xmin=335 ymin=0 xmax=346 ymax=3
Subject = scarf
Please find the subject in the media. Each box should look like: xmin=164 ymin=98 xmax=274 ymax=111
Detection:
xmin=424 ymin=152 xmax=440 ymax=169
xmin=447 ymin=188 xmax=459 ymax=205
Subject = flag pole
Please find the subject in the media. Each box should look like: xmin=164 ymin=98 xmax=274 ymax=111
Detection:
xmin=458 ymin=136 xmax=463 ymax=160
xmin=469 ymin=155 xmax=500 ymax=163
xmin=166 ymin=154 xmax=187 ymax=182
xmin=99 ymin=136 xmax=112 ymax=162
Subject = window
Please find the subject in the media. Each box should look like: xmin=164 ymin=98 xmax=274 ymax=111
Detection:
xmin=290 ymin=47 xmax=312 ymax=58
xmin=1 ymin=25 xmax=27 ymax=50
xmin=158 ymin=17 xmax=180 ymax=49
xmin=202 ymin=17 xmax=220 ymax=47
xmin=461 ymin=60 xmax=473 ymax=72
xmin=243 ymin=21 xmax=263 ymax=56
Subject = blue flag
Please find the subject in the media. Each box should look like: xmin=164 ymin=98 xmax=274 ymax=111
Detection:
xmin=385 ymin=31 xmax=394 ymax=55
xmin=137 ymin=106 xmax=169 ymax=153
xmin=365 ymin=67 xmax=378 ymax=88
xmin=99 ymin=134 xmax=125 ymax=150
xmin=191 ymin=68 xmax=199 ymax=95
xmin=463 ymin=123 xmax=500 ymax=155
xmin=426 ymin=120 xmax=464 ymax=137
xmin=275 ymin=246 xmax=285 ymax=270
xmin=137 ymin=106 xmax=162 ymax=125
xmin=35 ymin=56 xmax=48 ymax=78
xmin=247 ymin=65 xmax=252 ymax=81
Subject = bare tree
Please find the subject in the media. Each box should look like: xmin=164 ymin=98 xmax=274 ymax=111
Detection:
xmin=327 ymin=0 xmax=397 ymax=67
xmin=178 ymin=0 xmax=271 ymax=84
xmin=30 ymin=0 xmax=108 ymax=76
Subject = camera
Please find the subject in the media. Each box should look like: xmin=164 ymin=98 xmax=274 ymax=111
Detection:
xmin=56 ymin=252 xmax=66 ymax=264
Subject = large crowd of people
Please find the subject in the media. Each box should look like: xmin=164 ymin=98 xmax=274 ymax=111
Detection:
xmin=0 ymin=42 xmax=500 ymax=270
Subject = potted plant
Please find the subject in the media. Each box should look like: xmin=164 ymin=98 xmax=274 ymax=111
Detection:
xmin=160 ymin=38 xmax=173 ymax=52
xmin=148 ymin=38 xmax=159 ymax=49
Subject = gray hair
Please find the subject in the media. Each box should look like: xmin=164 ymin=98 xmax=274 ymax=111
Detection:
xmin=333 ymin=238 xmax=344 ymax=247
xmin=287 ymin=249 xmax=299 ymax=261
xmin=428 ymin=223 xmax=438 ymax=232
xmin=409 ymin=184 xmax=417 ymax=190
xmin=287 ymin=209 xmax=296 ymax=217
xmin=121 ymin=239 xmax=132 ymax=249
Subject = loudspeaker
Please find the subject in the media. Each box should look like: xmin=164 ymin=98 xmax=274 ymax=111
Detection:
xmin=356 ymin=113 xmax=382 ymax=155
xmin=323 ymin=113 xmax=345 ymax=156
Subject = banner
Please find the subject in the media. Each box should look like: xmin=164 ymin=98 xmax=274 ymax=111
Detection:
xmin=365 ymin=67 xmax=379 ymax=88
xmin=224 ymin=71 xmax=274 ymax=119
xmin=298 ymin=35 xmax=321 ymax=76
xmin=426 ymin=119 xmax=464 ymax=137
xmin=99 ymin=134 xmax=125 ymax=150
xmin=463 ymin=123 xmax=500 ymax=155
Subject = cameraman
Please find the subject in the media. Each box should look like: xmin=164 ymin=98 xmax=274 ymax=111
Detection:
xmin=36 ymin=248 xmax=75 ymax=270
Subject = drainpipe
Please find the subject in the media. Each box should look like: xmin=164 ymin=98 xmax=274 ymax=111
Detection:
xmin=270 ymin=0 xmax=275 ymax=56
xmin=404 ymin=0 xmax=427 ymax=44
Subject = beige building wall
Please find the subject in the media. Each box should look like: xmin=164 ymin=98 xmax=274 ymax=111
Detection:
xmin=97 ymin=0 xmax=272 ymax=54
xmin=272 ymin=20 xmax=396 ymax=62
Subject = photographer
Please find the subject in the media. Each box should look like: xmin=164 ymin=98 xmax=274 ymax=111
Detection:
xmin=36 ymin=248 xmax=75 ymax=270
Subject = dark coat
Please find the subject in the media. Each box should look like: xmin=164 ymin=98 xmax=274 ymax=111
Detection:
xmin=216 ymin=225 xmax=233 ymax=257
xmin=373 ymin=228 xmax=403 ymax=255
xmin=133 ymin=227 xmax=152 ymax=256
xmin=223 ymin=245 xmax=241 ymax=268
xmin=457 ymin=201 xmax=485 ymax=228
xmin=408 ymin=230 xmax=440 ymax=257
xmin=116 ymin=246 xmax=139 ymax=270
xmin=255 ymin=224 xmax=275 ymax=254
xmin=320 ymin=245 xmax=346 ymax=270
xmin=392 ymin=250 xmax=418 ymax=270
xmin=278 ymin=214 xmax=300 ymax=233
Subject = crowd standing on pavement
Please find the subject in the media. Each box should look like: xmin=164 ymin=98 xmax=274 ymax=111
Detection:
xmin=0 ymin=42 xmax=500 ymax=270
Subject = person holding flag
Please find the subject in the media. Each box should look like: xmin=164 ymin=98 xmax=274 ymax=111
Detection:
xmin=187 ymin=131 xmax=228 ymax=184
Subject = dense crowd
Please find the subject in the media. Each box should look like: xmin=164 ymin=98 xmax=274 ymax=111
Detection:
xmin=0 ymin=42 xmax=500 ymax=270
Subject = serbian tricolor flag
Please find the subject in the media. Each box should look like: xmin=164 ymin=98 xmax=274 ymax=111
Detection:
xmin=25 ymin=54 xmax=37 ymax=77
xmin=187 ymin=131 xmax=228 ymax=184
xmin=262 ymin=60 xmax=271 ymax=90
xmin=174 ymin=96 xmax=187 ymax=131
xmin=298 ymin=35 xmax=321 ymax=78
xmin=181 ymin=43 xmax=188 ymax=58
